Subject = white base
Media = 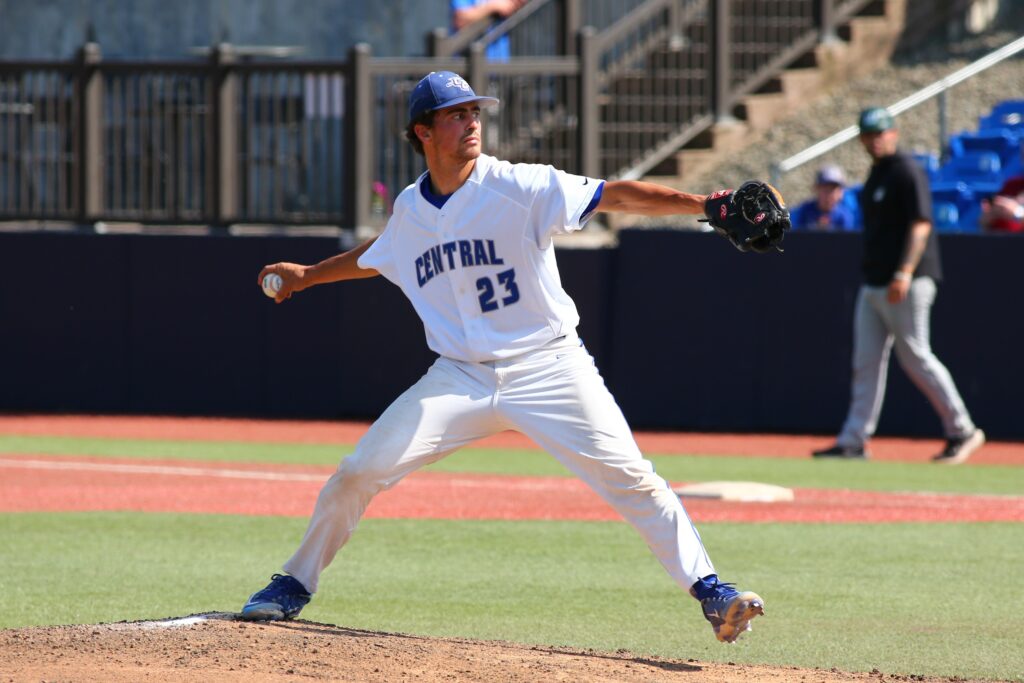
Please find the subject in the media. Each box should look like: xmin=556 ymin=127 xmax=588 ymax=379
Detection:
xmin=674 ymin=481 xmax=794 ymax=503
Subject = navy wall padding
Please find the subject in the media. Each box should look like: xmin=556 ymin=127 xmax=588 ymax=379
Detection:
xmin=0 ymin=233 xmax=132 ymax=412
xmin=554 ymin=246 xmax=616 ymax=373
xmin=607 ymin=229 xmax=1022 ymax=439
xmin=874 ymin=232 xmax=1024 ymax=438
xmin=606 ymin=229 xmax=856 ymax=432
xmin=120 ymin=234 xmax=433 ymax=419
xmin=607 ymin=229 xmax=860 ymax=433
xmin=1 ymin=230 xmax=1020 ymax=438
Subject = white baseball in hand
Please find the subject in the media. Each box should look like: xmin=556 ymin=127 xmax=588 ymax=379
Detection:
xmin=262 ymin=273 xmax=283 ymax=298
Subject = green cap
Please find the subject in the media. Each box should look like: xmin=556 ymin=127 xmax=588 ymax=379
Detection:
xmin=858 ymin=107 xmax=894 ymax=133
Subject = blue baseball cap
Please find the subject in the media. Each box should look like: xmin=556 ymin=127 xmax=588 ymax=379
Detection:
xmin=407 ymin=71 xmax=499 ymax=124
xmin=858 ymin=107 xmax=894 ymax=133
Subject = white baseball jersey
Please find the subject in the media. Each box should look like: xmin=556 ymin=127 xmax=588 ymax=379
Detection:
xmin=281 ymin=153 xmax=718 ymax=602
xmin=357 ymin=154 xmax=603 ymax=362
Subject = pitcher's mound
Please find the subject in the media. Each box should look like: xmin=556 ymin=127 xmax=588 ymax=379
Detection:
xmin=0 ymin=614 xmax=964 ymax=682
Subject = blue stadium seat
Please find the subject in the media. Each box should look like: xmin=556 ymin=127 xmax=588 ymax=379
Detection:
xmin=956 ymin=201 xmax=983 ymax=234
xmin=933 ymin=201 xmax=960 ymax=231
xmin=931 ymin=181 xmax=980 ymax=233
xmin=910 ymin=151 xmax=941 ymax=181
xmin=1004 ymin=152 xmax=1023 ymax=179
xmin=948 ymin=129 xmax=1022 ymax=171
xmin=841 ymin=184 xmax=862 ymax=229
xmin=939 ymin=151 xmax=1003 ymax=196
xmin=978 ymin=100 xmax=1024 ymax=129
xmin=979 ymin=114 xmax=1024 ymax=134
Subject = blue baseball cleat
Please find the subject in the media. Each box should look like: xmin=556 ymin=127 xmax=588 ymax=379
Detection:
xmin=240 ymin=574 xmax=311 ymax=621
xmin=691 ymin=576 xmax=765 ymax=643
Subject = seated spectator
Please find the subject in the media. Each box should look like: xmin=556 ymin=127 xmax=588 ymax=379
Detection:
xmin=789 ymin=165 xmax=859 ymax=231
xmin=978 ymin=146 xmax=1024 ymax=233
xmin=451 ymin=0 xmax=526 ymax=61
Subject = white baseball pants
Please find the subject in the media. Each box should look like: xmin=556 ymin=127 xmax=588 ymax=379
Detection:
xmin=836 ymin=276 xmax=975 ymax=448
xmin=282 ymin=336 xmax=715 ymax=593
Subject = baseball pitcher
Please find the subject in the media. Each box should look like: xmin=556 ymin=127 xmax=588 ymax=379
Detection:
xmin=240 ymin=71 xmax=788 ymax=643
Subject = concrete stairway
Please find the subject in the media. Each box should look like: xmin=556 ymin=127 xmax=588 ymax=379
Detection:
xmin=638 ymin=0 xmax=909 ymax=192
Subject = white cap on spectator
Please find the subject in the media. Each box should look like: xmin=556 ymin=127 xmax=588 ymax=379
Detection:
xmin=815 ymin=164 xmax=845 ymax=187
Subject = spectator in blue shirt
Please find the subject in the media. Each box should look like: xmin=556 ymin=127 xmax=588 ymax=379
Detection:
xmin=451 ymin=0 xmax=526 ymax=62
xmin=790 ymin=164 xmax=859 ymax=231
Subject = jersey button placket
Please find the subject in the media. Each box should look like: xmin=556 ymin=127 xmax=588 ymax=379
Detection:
xmin=446 ymin=245 xmax=470 ymax=305
xmin=440 ymin=220 xmax=479 ymax=348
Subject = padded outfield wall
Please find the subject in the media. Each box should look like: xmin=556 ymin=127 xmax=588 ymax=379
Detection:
xmin=1 ymin=230 xmax=1020 ymax=439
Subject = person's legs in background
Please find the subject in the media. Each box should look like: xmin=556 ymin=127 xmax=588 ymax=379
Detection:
xmin=885 ymin=277 xmax=983 ymax=463
xmin=816 ymin=285 xmax=893 ymax=458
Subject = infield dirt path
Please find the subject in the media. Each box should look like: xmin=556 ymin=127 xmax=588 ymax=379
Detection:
xmin=2 ymin=454 xmax=1022 ymax=523
xmin=2 ymin=414 xmax=1021 ymax=524
xmin=2 ymin=414 xmax=1022 ymax=464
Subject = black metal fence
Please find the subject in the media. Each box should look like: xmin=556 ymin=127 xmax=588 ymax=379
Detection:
xmin=2 ymin=0 xmax=965 ymax=230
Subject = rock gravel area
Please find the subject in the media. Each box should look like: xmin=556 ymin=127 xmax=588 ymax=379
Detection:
xmin=623 ymin=12 xmax=1024 ymax=229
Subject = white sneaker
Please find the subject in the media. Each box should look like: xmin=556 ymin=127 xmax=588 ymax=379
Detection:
xmin=931 ymin=429 xmax=985 ymax=465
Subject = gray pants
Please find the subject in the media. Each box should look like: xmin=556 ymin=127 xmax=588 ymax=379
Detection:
xmin=837 ymin=277 xmax=975 ymax=448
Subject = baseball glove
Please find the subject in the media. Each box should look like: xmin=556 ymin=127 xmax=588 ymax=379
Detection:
xmin=702 ymin=181 xmax=791 ymax=253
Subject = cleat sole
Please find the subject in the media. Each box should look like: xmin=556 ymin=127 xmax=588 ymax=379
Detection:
xmin=239 ymin=603 xmax=287 ymax=621
xmin=714 ymin=592 xmax=765 ymax=643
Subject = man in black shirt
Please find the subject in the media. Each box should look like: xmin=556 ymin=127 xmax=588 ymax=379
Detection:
xmin=812 ymin=107 xmax=985 ymax=464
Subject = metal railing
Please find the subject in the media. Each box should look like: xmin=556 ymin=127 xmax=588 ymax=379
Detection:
xmin=428 ymin=0 xmax=651 ymax=59
xmin=0 ymin=0 xmax=975 ymax=231
xmin=100 ymin=63 xmax=210 ymax=222
xmin=770 ymin=33 xmax=1024 ymax=186
xmin=0 ymin=61 xmax=81 ymax=220
xmin=432 ymin=0 xmax=876 ymax=181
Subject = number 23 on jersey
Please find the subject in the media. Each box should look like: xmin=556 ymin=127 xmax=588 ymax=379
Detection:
xmin=477 ymin=268 xmax=519 ymax=312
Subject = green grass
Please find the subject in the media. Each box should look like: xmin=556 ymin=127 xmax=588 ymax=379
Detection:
xmin=0 ymin=434 xmax=350 ymax=465
xmin=2 ymin=427 xmax=1022 ymax=680
xmin=1 ymin=512 xmax=1022 ymax=681
xmin=2 ymin=434 xmax=1021 ymax=495
xmin=439 ymin=449 xmax=1024 ymax=495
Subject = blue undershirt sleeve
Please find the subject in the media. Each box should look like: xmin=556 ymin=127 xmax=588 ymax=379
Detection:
xmin=580 ymin=181 xmax=604 ymax=223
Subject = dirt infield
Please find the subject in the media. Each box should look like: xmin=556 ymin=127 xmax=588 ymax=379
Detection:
xmin=0 ymin=615 xmax=988 ymax=683
xmin=2 ymin=454 xmax=1022 ymax=523
xmin=2 ymin=413 xmax=1021 ymax=464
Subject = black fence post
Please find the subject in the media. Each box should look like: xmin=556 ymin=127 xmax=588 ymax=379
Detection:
xmin=577 ymin=26 xmax=599 ymax=178
xmin=467 ymin=42 xmax=490 ymax=151
xmin=427 ymin=27 xmax=448 ymax=57
xmin=711 ymin=0 xmax=732 ymax=122
xmin=938 ymin=90 xmax=949 ymax=162
xmin=345 ymin=43 xmax=372 ymax=232
xmin=76 ymin=41 xmax=103 ymax=224
xmin=667 ymin=0 xmax=681 ymax=45
xmin=817 ymin=0 xmax=837 ymax=42
xmin=560 ymin=0 xmax=583 ymax=57
xmin=217 ymin=45 xmax=238 ymax=225
xmin=206 ymin=43 xmax=237 ymax=227
xmin=468 ymin=41 xmax=486 ymax=94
